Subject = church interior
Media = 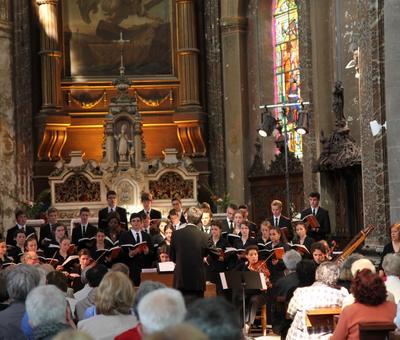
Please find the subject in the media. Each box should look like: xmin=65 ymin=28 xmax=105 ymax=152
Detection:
xmin=0 ymin=0 xmax=395 ymax=249
xmin=1 ymin=0 xmax=400 ymax=339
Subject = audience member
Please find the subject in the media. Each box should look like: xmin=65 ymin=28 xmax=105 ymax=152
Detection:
xmin=25 ymin=285 xmax=72 ymax=339
xmin=147 ymin=323 xmax=207 ymax=340
xmin=379 ymin=222 xmax=400 ymax=275
xmin=337 ymin=253 xmax=364 ymax=291
xmin=286 ymin=262 xmax=349 ymax=339
xmin=138 ymin=288 xmax=186 ymax=337
xmin=75 ymin=264 xmax=108 ymax=321
xmin=77 ymin=271 xmax=137 ymax=340
xmin=54 ymin=330 xmax=94 ymax=340
xmin=0 ymin=270 xmax=10 ymax=311
xmin=0 ymin=265 xmax=41 ymax=340
xmin=382 ymin=253 xmax=400 ymax=303
xmin=185 ymin=296 xmax=242 ymax=340
xmin=331 ymin=269 xmax=396 ymax=340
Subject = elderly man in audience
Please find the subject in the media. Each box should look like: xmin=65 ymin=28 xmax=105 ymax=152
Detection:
xmin=331 ymin=269 xmax=396 ymax=340
xmin=25 ymin=285 xmax=73 ymax=339
xmin=77 ymin=271 xmax=137 ymax=339
xmin=286 ymin=262 xmax=349 ymax=340
xmin=185 ymin=296 xmax=243 ymax=340
xmin=382 ymin=253 xmax=400 ymax=303
xmin=138 ymin=288 xmax=186 ymax=338
xmin=146 ymin=323 xmax=208 ymax=340
xmin=0 ymin=265 xmax=41 ymax=340
xmin=116 ymin=280 xmax=167 ymax=340
xmin=337 ymin=254 xmax=364 ymax=291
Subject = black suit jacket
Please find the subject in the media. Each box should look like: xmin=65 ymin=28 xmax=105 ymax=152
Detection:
xmin=301 ymin=207 xmax=331 ymax=241
xmin=119 ymin=229 xmax=153 ymax=286
xmin=71 ymin=223 xmax=98 ymax=249
xmin=98 ymin=206 xmax=128 ymax=230
xmin=138 ymin=208 xmax=162 ymax=220
xmin=39 ymin=223 xmax=55 ymax=247
xmin=6 ymin=225 xmax=36 ymax=246
xmin=268 ymin=216 xmax=293 ymax=241
xmin=170 ymin=224 xmax=208 ymax=292
xmin=221 ymin=219 xmax=233 ymax=233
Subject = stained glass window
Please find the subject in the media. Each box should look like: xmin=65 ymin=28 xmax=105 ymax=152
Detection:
xmin=273 ymin=0 xmax=303 ymax=157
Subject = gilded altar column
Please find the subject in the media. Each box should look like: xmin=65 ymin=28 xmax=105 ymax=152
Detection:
xmin=36 ymin=0 xmax=69 ymax=161
xmin=220 ymin=0 xmax=249 ymax=204
xmin=174 ymin=0 xmax=206 ymax=157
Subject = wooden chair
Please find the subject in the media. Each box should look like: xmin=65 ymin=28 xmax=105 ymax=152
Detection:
xmin=305 ymin=306 xmax=342 ymax=334
xmin=251 ymin=304 xmax=267 ymax=336
xmin=359 ymin=322 xmax=396 ymax=340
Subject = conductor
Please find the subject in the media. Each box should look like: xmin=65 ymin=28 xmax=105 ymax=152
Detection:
xmin=170 ymin=206 xmax=208 ymax=300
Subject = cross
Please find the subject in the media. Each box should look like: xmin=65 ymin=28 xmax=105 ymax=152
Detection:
xmin=112 ymin=32 xmax=130 ymax=75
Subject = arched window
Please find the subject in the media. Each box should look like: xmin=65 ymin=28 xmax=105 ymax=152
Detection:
xmin=273 ymin=0 xmax=303 ymax=157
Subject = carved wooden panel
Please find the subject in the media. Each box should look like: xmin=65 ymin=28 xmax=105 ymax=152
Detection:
xmin=54 ymin=174 xmax=101 ymax=203
xmin=149 ymin=171 xmax=194 ymax=200
xmin=249 ymin=173 xmax=305 ymax=227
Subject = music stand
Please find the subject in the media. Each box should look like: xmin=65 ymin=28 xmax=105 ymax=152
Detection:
xmin=220 ymin=271 xmax=267 ymax=333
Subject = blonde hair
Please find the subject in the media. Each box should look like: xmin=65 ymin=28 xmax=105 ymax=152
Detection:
xmin=95 ymin=271 xmax=135 ymax=315
xmin=271 ymin=200 xmax=282 ymax=209
xmin=390 ymin=223 xmax=400 ymax=234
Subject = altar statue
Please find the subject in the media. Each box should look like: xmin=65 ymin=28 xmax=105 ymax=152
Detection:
xmin=115 ymin=123 xmax=130 ymax=161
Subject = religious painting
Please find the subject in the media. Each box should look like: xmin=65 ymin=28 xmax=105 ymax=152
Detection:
xmin=272 ymin=0 xmax=303 ymax=157
xmin=62 ymin=0 xmax=173 ymax=78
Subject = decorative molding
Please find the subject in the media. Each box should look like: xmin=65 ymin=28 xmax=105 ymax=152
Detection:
xmin=135 ymin=90 xmax=173 ymax=108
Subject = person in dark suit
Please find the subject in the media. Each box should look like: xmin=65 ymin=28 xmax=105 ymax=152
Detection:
xmin=72 ymin=207 xmax=97 ymax=249
xmin=268 ymin=200 xmax=293 ymax=241
xmin=6 ymin=209 xmax=36 ymax=246
xmin=239 ymin=204 xmax=257 ymax=235
xmin=138 ymin=192 xmax=162 ymax=220
xmin=170 ymin=206 xmax=208 ymax=300
xmin=220 ymin=203 xmax=238 ymax=234
xmin=98 ymin=190 xmax=128 ymax=230
xmin=171 ymin=196 xmax=187 ymax=224
xmin=38 ymin=207 xmax=59 ymax=248
xmin=300 ymin=192 xmax=331 ymax=241
xmin=119 ymin=212 xmax=153 ymax=286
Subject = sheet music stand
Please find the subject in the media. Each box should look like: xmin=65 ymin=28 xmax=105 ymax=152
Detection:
xmin=220 ymin=271 xmax=267 ymax=333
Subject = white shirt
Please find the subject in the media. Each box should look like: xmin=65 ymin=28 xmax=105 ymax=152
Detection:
xmin=131 ymin=230 xmax=142 ymax=243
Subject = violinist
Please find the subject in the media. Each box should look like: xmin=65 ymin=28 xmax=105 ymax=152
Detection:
xmin=234 ymin=245 xmax=268 ymax=335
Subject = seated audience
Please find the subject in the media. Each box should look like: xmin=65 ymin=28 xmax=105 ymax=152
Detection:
xmin=75 ymin=264 xmax=108 ymax=321
xmin=382 ymin=253 xmax=400 ymax=303
xmin=47 ymin=271 xmax=77 ymax=315
xmin=25 ymin=285 xmax=72 ymax=338
xmin=77 ymin=271 xmax=137 ymax=340
xmin=185 ymin=296 xmax=242 ymax=340
xmin=147 ymin=323 xmax=207 ymax=340
xmin=0 ymin=265 xmax=41 ymax=340
xmin=73 ymin=268 xmax=91 ymax=301
xmin=53 ymin=330 xmax=93 ymax=340
xmin=337 ymin=253 xmax=364 ymax=291
xmin=286 ymin=262 xmax=349 ymax=339
xmin=115 ymin=280 xmax=167 ymax=340
xmin=138 ymin=288 xmax=186 ymax=337
xmin=296 ymin=259 xmax=317 ymax=287
xmin=331 ymin=269 xmax=396 ymax=340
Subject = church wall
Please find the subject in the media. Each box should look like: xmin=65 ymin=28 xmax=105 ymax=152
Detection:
xmin=0 ymin=0 xmax=17 ymax=231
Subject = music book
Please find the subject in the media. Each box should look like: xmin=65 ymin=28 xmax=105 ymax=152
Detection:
xmin=96 ymin=246 xmax=121 ymax=261
xmin=258 ymin=246 xmax=285 ymax=259
xmin=121 ymin=241 xmax=148 ymax=251
xmin=2 ymin=261 xmax=16 ymax=268
xmin=61 ymin=255 xmax=79 ymax=267
xmin=38 ymin=256 xmax=59 ymax=265
xmin=293 ymin=214 xmax=320 ymax=229
xmin=26 ymin=232 xmax=36 ymax=240
xmin=105 ymin=237 xmax=119 ymax=247
xmin=157 ymin=261 xmax=175 ymax=273
xmin=227 ymin=233 xmax=241 ymax=244
xmin=257 ymin=241 xmax=272 ymax=249
xmin=48 ymin=243 xmax=60 ymax=249
xmin=78 ymin=236 xmax=96 ymax=243
xmin=289 ymin=243 xmax=310 ymax=255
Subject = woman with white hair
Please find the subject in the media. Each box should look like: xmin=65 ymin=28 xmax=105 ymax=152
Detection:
xmin=286 ymin=262 xmax=349 ymax=340
xmin=77 ymin=271 xmax=137 ymax=340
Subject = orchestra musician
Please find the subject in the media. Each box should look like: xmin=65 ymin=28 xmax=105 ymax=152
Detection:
xmin=234 ymin=245 xmax=269 ymax=335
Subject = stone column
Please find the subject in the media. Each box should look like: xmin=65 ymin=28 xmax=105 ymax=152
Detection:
xmin=174 ymin=0 xmax=206 ymax=157
xmin=35 ymin=0 xmax=69 ymax=162
xmin=358 ymin=0 xmax=389 ymax=247
xmin=220 ymin=0 xmax=249 ymax=204
xmin=385 ymin=0 xmax=400 ymax=224
xmin=0 ymin=0 xmax=18 ymax=231
xmin=203 ymin=0 xmax=226 ymax=196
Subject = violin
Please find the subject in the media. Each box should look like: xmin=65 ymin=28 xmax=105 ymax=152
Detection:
xmin=248 ymin=260 xmax=271 ymax=278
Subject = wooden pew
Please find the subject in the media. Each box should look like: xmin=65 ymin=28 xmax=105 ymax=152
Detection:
xmin=305 ymin=306 xmax=342 ymax=334
xmin=359 ymin=322 xmax=396 ymax=340
xmin=140 ymin=272 xmax=216 ymax=297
